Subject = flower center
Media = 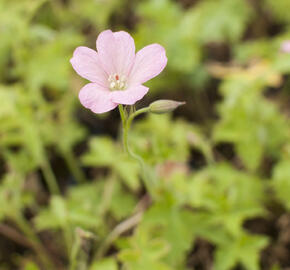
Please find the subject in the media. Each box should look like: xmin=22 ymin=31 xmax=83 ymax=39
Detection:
xmin=108 ymin=73 xmax=127 ymax=91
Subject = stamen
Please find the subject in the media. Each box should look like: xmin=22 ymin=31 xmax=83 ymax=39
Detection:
xmin=108 ymin=73 xmax=127 ymax=91
xmin=110 ymin=82 xmax=116 ymax=89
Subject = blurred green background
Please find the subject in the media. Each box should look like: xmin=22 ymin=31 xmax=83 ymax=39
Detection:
xmin=1 ymin=0 xmax=290 ymax=269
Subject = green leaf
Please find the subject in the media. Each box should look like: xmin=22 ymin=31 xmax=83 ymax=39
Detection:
xmin=90 ymin=258 xmax=118 ymax=270
xmin=19 ymin=30 xmax=82 ymax=91
xmin=69 ymin=0 xmax=122 ymax=28
xmin=110 ymin=182 xmax=137 ymax=220
xmin=264 ymin=0 xmax=290 ymax=22
xmin=135 ymin=0 xmax=201 ymax=73
xmin=214 ymin=76 xmax=287 ymax=171
xmin=115 ymin=157 xmax=140 ymax=191
xmin=0 ymin=173 xmax=34 ymax=221
xmin=35 ymin=183 xmax=104 ymax=231
xmin=82 ymin=137 xmax=118 ymax=166
xmin=118 ymin=229 xmax=172 ymax=270
xmin=272 ymin=159 xmax=290 ymax=209
xmin=139 ymin=200 xmax=195 ymax=268
xmin=82 ymin=136 xmax=141 ymax=191
xmin=131 ymin=114 xmax=190 ymax=164
xmin=187 ymin=0 xmax=252 ymax=43
xmin=188 ymin=164 xmax=266 ymax=236
xmin=214 ymin=233 xmax=268 ymax=270
xmin=24 ymin=262 xmax=40 ymax=270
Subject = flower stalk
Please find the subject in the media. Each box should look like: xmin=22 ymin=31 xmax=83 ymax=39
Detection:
xmin=119 ymin=105 xmax=156 ymax=196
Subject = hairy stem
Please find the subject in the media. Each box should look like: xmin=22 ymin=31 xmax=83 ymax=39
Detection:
xmin=119 ymin=105 xmax=156 ymax=196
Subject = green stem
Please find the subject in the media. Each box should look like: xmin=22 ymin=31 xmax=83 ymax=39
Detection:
xmin=63 ymin=223 xmax=73 ymax=258
xmin=127 ymin=107 xmax=150 ymax=132
xmin=69 ymin=228 xmax=92 ymax=270
xmin=14 ymin=215 xmax=53 ymax=268
xmin=95 ymin=211 xmax=143 ymax=259
xmin=119 ymin=106 xmax=156 ymax=196
xmin=118 ymin=104 xmax=126 ymax=127
xmin=41 ymin=158 xmax=60 ymax=195
xmin=63 ymin=150 xmax=86 ymax=183
xmin=121 ymin=106 xmax=149 ymax=156
xmin=69 ymin=232 xmax=81 ymax=270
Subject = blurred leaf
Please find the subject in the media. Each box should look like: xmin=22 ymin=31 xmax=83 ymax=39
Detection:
xmin=272 ymin=158 xmax=290 ymax=210
xmin=69 ymin=0 xmax=122 ymax=28
xmin=24 ymin=261 xmax=40 ymax=270
xmin=0 ymin=173 xmax=34 ymax=221
xmin=82 ymin=136 xmax=141 ymax=191
xmin=138 ymin=199 xmax=195 ymax=268
xmin=135 ymin=0 xmax=201 ymax=74
xmin=18 ymin=30 xmax=82 ymax=91
xmin=264 ymin=0 xmax=290 ymax=23
xmin=110 ymin=182 xmax=137 ymax=219
xmin=214 ymin=69 xmax=287 ymax=171
xmin=214 ymin=232 xmax=268 ymax=270
xmin=186 ymin=0 xmax=252 ymax=43
xmin=131 ymin=114 xmax=191 ymax=165
xmin=118 ymin=229 xmax=172 ymax=270
xmin=188 ymin=164 xmax=266 ymax=236
xmin=90 ymin=258 xmax=118 ymax=270
xmin=35 ymin=182 xmax=104 ymax=231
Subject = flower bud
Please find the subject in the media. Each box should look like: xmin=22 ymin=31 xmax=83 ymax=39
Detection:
xmin=149 ymin=99 xmax=185 ymax=114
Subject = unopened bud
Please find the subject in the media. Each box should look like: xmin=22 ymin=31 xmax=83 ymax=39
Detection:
xmin=149 ymin=100 xmax=185 ymax=114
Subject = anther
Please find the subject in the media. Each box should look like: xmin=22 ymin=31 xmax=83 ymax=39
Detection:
xmin=108 ymin=73 xmax=127 ymax=91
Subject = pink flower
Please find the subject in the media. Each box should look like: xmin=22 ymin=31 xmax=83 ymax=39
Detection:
xmin=70 ymin=30 xmax=167 ymax=114
xmin=281 ymin=41 xmax=290 ymax=53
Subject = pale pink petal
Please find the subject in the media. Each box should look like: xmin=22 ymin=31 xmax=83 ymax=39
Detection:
xmin=111 ymin=85 xmax=149 ymax=105
xmin=70 ymin=47 xmax=107 ymax=86
xmin=96 ymin=30 xmax=135 ymax=76
xmin=129 ymin=44 xmax=167 ymax=85
xmin=79 ymin=83 xmax=118 ymax=114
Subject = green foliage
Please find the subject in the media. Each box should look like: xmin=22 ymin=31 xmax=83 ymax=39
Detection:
xmin=138 ymin=201 xmax=195 ymax=268
xmin=35 ymin=179 xmax=137 ymax=233
xmin=214 ymin=232 xmax=268 ymax=270
xmin=1 ymin=0 xmax=290 ymax=269
xmin=0 ymin=173 xmax=34 ymax=221
xmin=118 ymin=229 xmax=172 ymax=270
xmin=188 ymin=164 xmax=266 ymax=236
xmin=90 ymin=258 xmax=118 ymax=270
xmin=185 ymin=0 xmax=252 ymax=44
xmin=24 ymin=262 xmax=41 ymax=270
xmin=131 ymin=114 xmax=191 ymax=164
xmin=214 ymin=65 xmax=288 ymax=171
xmin=82 ymin=136 xmax=140 ymax=191
xmin=264 ymin=0 xmax=290 ymax=23
xmin=272 ymin=157 xmax=290 ymax=209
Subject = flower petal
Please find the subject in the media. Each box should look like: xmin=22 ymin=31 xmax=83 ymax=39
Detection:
xmin=79 ymin=83 xmax=118 ymax=114
xmin=129 ymin=44 xmax=167 ymax=85
xmin=96 ymin=30 xmax=135 ymax=76
xmin=70 ymin=46 xmax=107 ymax=86
xmin=111 ymin=85 xmax=149 ymax=105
